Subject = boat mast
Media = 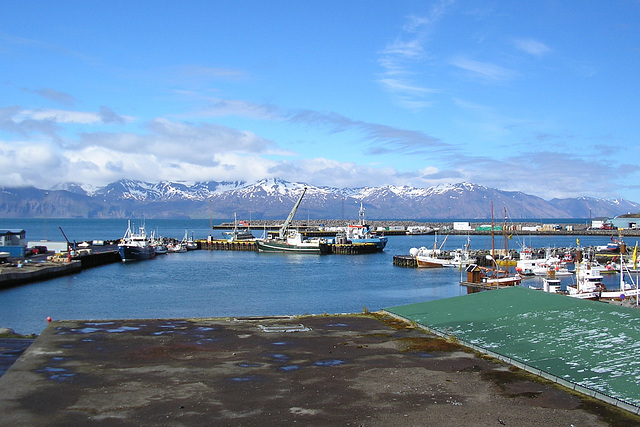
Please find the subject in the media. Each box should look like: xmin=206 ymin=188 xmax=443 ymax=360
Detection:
xmin=491 ymin=201 xmax=495 ymax=261
xmin=503 ymin=206 xmax=509 ymax=273
xmin=576 ymin=239 xmax=581 ymax=292
xmin=279 ymin=187 xmax=307 ymax=239
xmin=491 ymin=201 xmax=496 ymax=278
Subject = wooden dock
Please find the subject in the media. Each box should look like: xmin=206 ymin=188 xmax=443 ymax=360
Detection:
xmin=393 ymin=255 xmax=417 ymax=267
xmin=199 ymin=240 xmax=258 ymax=251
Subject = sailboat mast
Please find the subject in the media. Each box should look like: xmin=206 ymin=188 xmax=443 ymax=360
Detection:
xmin=503 ymin=207 xmax=508 ymax=268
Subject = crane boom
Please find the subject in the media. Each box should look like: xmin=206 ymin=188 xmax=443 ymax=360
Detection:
xmin=279 ymin=187 xmax=307 ymax=239
xmin=58 ymin=226 xmax=73 ymax=251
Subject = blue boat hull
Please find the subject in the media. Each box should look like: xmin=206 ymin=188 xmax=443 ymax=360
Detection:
xmin=349 ymin=237 xmax=388 ymax=250
xmin=118 ymin=245 xmax=155 ymax=262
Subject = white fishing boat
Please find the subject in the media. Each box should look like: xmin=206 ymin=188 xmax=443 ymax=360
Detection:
xmin=152 ymin=240 xmax=168 ymax=255
xmin=150 ymin=231 xmax=168 ymax=255
xmin=542 ymin=276 xmax=562 ymax=293
xmin=599 ymin=245 xmax=640 ymax=301
xmin=406 ymin=226 xmax=434 ymax=235
xmin=516 ymin=247 xmax=572 ymax=277
xmin=167 ymin=241 xmax=187 ymax=253
xmin=411 ymin=234 xmax=452 ymax=268
xmin=411 ymin=246 xmax=449 ymax=268
xmin=223 ymin=213 xmax=255 ymax=242
xmin=565 ymin=243 xmax=602 ymax=300
xmin=182 ymin=230 xmax=198 ymax=250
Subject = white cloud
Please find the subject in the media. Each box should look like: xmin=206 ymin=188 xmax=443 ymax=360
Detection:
xmin=17 ymin=109 xmax=101 ymax=124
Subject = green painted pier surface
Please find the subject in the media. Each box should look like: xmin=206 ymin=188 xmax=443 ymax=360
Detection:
xmin=385 ymin=287 xmax=640 ymax=411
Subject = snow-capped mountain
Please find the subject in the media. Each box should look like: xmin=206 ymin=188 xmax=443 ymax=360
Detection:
xmin=0 ymin=178 xmax=638 ymax=219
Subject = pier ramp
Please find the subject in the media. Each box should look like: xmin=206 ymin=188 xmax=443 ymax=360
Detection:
xmin=385 ymin=286 xmax=640 ymax=415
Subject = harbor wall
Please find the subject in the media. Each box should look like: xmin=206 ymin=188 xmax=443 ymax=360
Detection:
xmin=0 ymin=261 xmax=82 ymax=290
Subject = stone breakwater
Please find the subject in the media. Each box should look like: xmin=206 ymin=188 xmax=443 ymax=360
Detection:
xmin=216 ymin=220 xmax=640 ymax=236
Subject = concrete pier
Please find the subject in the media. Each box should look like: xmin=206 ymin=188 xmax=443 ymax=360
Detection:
xmin=0 ymin=313 xmax=631 ymax=426
xmin=0 ymin=260 xmax=81 ymax=289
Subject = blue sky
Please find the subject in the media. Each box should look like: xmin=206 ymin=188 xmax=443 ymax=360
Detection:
xmin=1 ymin=1 xmax=640 ymax=202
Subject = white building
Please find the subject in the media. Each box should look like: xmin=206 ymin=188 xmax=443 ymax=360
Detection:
xmin=453 ymin=222 xmax=472 ymax=231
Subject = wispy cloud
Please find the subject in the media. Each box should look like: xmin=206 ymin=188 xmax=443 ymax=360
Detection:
xmin=376 ymin=1 xmax=454 ymax=109
xmin=196 ymin=97 xmax=282 ymax=120
xmin=513 ymin=38 xmax=551 ymax=57
xmin=175 ymin=65 xmax=250 ymax=81
xmin=450 ymin=56 xmax=514 ymax=81
xmin=21 ymin=87 xmax=76 ymax=106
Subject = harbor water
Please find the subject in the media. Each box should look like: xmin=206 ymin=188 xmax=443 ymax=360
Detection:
xmin=0 ymin=219 xmax=637 ymax=335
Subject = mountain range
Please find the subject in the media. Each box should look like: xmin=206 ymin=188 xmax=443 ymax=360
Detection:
xmin=0 ymin=178 xmax=638 ymax=220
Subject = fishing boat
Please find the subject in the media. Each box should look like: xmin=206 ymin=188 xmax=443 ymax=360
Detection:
xmin=167 ymin=242 xmax=187 ymax=253
xmin=256 ymin=187 xmax=330 ymax=254
xmin=411 ymin=233 xmax=451 ymax=268
xmin=516 ymin=247 xmax=572 ymax=277
xmin=411 ymin=235 xmax=474 ymax=268
xmin=223 ymin=213 xmax=255 ymax=242
xmin=150 ymin=231 xmax=168 ymax=255
xmin=541 ymin=276 xmax=562 ymax=293
xmin=481 ymin=204 xmax=522 ymax=286
xmin=118 ymin=221 xmax=156 ymax=262
xmin=343 ymin=203 xmax=387 ymax=250
xmin=565 ymin=241 xmax=601 ymax=300
xmin=599 ymin=241 xmax=640 ymax=301
xmin=182 ymin=230 xmax=198 ymax=250
xmin=406 ymin=226 xmax=434 ymax=235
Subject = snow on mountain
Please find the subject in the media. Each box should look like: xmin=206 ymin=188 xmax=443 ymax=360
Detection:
xmin=1 ymin=178 xmax=638 ymax=219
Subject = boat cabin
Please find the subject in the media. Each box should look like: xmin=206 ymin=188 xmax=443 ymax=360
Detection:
xmin=0 ymin=229 xmax=26 ymax=257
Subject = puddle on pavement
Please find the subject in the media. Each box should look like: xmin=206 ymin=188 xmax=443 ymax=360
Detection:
xmin=280 ymin=364 xmax=301 ymax=371
xmin=314 ymin=359 xmax=345 ymax=367
xmin=326 ymin=323 xmax=349 ymax=327
xmin=271 ymin=354 xmax=290 ymax=362
xmin=37 ymin=358 xmax=76 ymax=382
xmin=57 ymin=323 xmax=140 ymax=335
xmin=195 ymin=326 xmax=217 ymax=332
xmin=237 ymin=362 xmax=262 ymax=368
xmin=105 ymin=326 xmax=140 ymax=333
xmin=230 ymin=375 xmax=262 ymax=382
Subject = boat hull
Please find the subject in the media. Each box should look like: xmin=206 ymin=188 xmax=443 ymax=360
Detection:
xmin=256 ymin=240 xmax=330 ymax=254
xmin=416 ymin=257 xmax=447 ymax=268
xmin=118 ymin=245 xmax=156 ymax=262
xmin=349 ymin=237 xmax=387 ymax=250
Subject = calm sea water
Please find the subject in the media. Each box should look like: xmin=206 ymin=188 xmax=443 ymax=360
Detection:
xmin=0 ymin=219 xmax=635 ymax=335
